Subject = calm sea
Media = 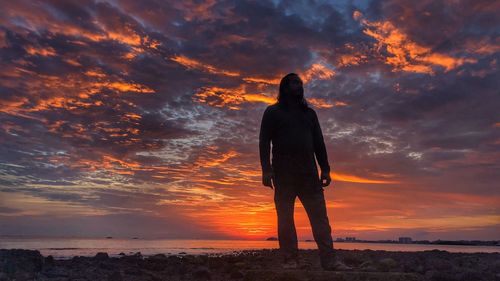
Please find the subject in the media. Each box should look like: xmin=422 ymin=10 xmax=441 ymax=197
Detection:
xmin=0 ymin=238 xmax=498 ymax=259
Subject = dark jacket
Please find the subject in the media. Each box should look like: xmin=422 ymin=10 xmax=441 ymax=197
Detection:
xmin=259 ymin=103 xmax=330 ymax=184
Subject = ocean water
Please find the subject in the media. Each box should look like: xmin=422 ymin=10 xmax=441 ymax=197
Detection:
xmin=0 ymin=238 xmax=498 ymax=259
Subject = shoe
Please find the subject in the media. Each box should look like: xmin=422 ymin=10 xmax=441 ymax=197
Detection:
xmin=321 ymin=259 xmax=353 ymax=271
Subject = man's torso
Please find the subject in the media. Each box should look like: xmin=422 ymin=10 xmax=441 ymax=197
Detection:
xmin=267 ymin=104 xmax=319 ymax=179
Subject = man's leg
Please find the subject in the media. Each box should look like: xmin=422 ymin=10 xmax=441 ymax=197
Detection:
xmin=298 ymin=185 xmax=336 ymax=266
xmin=274 ymin=183 xmax=299 ymax=260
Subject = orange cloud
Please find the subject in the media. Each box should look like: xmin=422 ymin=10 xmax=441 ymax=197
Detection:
xmin=194 ymin=148 xmax=240 ymax=168
xmin=170 ymin=55 xmax=240 ymax=77
xmin=0 ymin=70 xmax=154 ymax=121
xmin=300 ymin=63 xmax=336 ymax=82
xmin=243 ymin=94 xmax=277 ymax=104
xmin=173 ymin=0 xmax=219 ymax=22
xmin=93 ymin=81 xmax=155 ymax=94
xmin=308 ymin=98 xmax=347 ymax=109
xmin=193 ymin=85 xmax=335 ymax=110
xmin=243 ymin=76 xmax=281 ymax=85
xmin=331 ymin=171 xmax=401 ymax=184
xmin=353 ymin=11 xmax=477 ymax=74
xmin=24 ymin=45 xmax=57 ymax=56
xmin=464 ymin=37 xmax=500 ymax=55
xmin=170 ymin=54 xmax=336 ymax=84
xmin=169 ymin=54 xmax=339 ymax=108
xmin=169 ymin=54 xmax=339 ymax=111
xmin=337 ymin=54 xmax=367 ymax=67
xmin=192 ymin=85 xmax=249 ymax=110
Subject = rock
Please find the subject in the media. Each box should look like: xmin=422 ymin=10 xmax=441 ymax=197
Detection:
xmin=181 ymin=254 xmax=196 ymax=265
xmin=459 ymin=270 xmax=491 ymax=281
xmin=143 ymin=254 xmax=168 ymax=272
xmin=415 ymin=264 xmax=425 ymax=273
xmin=107 ymin=270 xmax=123 ymax=281
xmin=225 ymin=255 xmax=244 ymax=264
xmin=254 ymin=264 xmax=265 ymax=270
xmin=277 ymin=272 xmax=302 ymax=281
xmin=177 ymin=264 xmax=189 ymax=275
xmin=99 ymin=261 xmax=114 ymax=270
xmin=424 ymin=270 xmax=437 ymax=279
xmin=377 ymin=257 xmax=398 ymax=271
xmin=121 ymin=252 xmax=143 ymax=264
xmin=145 ymin=253 xmax=169 ymax=271
xmin=425 ymin=270 xmax=457 ymax=281
xmin=193 ymin=255 xmax=209 ymax=265
xmin=359 ymin=260 xmax=377 ymax=272
xmin=342 ymin=252 xmax=366 ymax=267
xmin=167 ymin=255 xmax=182 ymax=265
xmin=223 ymin=263 xmax=237 ymax=274
xmin=207 ymin=258 xmax=224 ymax=270
xmin=429 ymin=258 xmax=454 ymax=271
xmin=1 ymin=247 xmax=499 ymax=281
xmin=192 ymin=266 xmax=211 ymax=279
xmin=150 ymin=253 xmax=168 ymax=260
xmin=42 ymin=267 xmax=70 ymax=278
xmin=234 ymin=261 xmax=246 ymax=268
xmin=0 ymin=249 xmax=44 ymax=278
xmin=94 ymin=252 xmax=109 ymax=260
xmin=125 ymin=252 xmax=142 ymax=259
xmin=44 ymin=255 xmax=55 ymax=267
xmin=123 ymin=266 xmax=143 ymax=275
xmin=230 ymin=269 xmax=244 ymax=279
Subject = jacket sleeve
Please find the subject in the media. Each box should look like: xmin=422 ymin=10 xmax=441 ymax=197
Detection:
xmin=311 ymin=110 xmax=331 ymax=174
xmin=259 ymin=107 xmax=273 ymax=175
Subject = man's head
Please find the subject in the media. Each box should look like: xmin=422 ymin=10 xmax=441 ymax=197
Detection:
xmin=278 ymin=73 xmax=308 ymax=109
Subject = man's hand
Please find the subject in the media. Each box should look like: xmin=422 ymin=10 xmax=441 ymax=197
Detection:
xmin=262 ymin=171 xmax=275 ymax=189
xmin=320 ymin=171 xmax=332 ymax=187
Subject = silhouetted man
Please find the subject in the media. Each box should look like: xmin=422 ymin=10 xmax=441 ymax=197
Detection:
xmin=259 ymin=73 xmax=350 ymax=271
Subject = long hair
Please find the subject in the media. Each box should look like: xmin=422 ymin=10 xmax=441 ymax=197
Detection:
xmin=277 ymin=73 xmax=309 ymax=110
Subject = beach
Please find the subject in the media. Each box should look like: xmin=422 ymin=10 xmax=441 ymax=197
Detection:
xmin=1 ymin=248 xmax=499 ymax=281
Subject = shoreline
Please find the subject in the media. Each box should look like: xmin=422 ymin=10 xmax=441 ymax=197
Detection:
xmin=2 ymin=238 xmax=498 ymax=259
xmin=1 ymin=248 xmax=499 ymax=281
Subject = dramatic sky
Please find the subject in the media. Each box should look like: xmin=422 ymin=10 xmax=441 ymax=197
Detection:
xmin=0 ymin=0 xmax=499 ymax=241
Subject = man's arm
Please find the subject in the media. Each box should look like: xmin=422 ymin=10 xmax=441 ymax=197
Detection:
xmin=259 ymin=107 xmax=273 ymax=175
xmin=312 ymin=110 xmax=330 ymax=174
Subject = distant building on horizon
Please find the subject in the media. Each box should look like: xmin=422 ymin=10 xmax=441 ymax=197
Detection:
xmin=345 ymin=237 xmax=356 ymax=242
xmin=399 ymin=237 xmax=412 ymax=243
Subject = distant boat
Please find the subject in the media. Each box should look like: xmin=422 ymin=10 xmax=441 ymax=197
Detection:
xmin=266 ymin=237 xmax=278 ymax=241
xmin=106 ymin=236 xmax=113 ymax=239
xmin=132 ymin=237 xmax=138 ymax=239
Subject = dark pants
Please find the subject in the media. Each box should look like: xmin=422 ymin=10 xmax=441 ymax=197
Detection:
xmin=273 ymin=173 xmax=336 ymax=264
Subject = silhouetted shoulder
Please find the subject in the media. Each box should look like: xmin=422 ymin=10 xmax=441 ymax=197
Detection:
xmin=305 ymin=107 xmax=318 ymax=119
xmin=263 ymin=103 xmax=280 ymax=116
xmin=266 ymin=103 xmax=280 ymax=112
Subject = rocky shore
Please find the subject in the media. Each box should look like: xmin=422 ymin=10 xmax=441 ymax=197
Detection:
xmin=1 ymin=248 xmax=499 ymax=281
